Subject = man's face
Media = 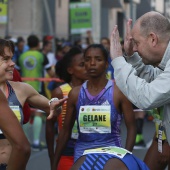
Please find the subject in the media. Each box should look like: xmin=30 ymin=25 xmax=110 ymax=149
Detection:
xmin=46 ymin=42 xmax=52 ymax=52
xmin=132 ymin=22 xmax=161 ymax=66
xmin=18 ymin=41 xmax=25 ymax=52
xmin=131 ymin=23 xmax=151 ymax=65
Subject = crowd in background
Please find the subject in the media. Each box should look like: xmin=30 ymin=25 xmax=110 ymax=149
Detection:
xmin=1 ymin=10 xmax=170 ymax=170
xmin=3 ymin=30 xmax=150 ymax=152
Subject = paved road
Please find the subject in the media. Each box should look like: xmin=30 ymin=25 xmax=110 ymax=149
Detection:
xmin=25 ymin=118 xmax=167 ymax=170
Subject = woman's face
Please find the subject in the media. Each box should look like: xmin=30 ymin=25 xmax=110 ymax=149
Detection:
xmin=84 ymin=47 xmax=108 ymax=78
xmin=69 ymin=53 xmax=87 ymax=81
xmin=0 ymin=47 xmax=15 ymax=81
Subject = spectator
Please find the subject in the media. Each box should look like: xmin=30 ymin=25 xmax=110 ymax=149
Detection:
xmin=110 ymin=11 xmax=170 ymax=170
xmin=18 ymin=35 xmax=52 ymax=151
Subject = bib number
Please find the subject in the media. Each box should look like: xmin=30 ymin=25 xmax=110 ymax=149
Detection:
xmin=83 ymin=146 xmax=131 ymax=159
xmin=79 ymin=105 xmax=111 ymax=133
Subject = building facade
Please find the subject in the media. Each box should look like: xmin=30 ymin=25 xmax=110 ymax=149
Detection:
xmin=0 ymin=0 xmax=169 ymax=42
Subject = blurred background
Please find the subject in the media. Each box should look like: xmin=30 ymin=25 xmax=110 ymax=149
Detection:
xmin=0 ymin=1 xmax=169 ymax=169
xmin=0 ymin=0 xmax=170 ymax=45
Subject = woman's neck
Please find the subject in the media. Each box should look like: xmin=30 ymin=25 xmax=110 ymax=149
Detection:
xmin=0 ymin=82 xmax=8 ymax=98
xmin=69 ymin=79 xmax=84 ymax=88
xmin=87 ymin=77 xmax=108 ymax=93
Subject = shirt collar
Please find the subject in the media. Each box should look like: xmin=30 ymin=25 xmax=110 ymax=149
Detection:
xmin=158 ymin=41 xmax=170 ymax=70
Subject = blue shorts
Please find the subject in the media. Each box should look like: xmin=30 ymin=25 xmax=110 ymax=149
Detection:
xmin=79 ymin=153 xmax=149 ymax=170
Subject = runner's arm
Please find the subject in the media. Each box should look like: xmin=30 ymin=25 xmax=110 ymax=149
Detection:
xmin=46 ymin=87 xmax=63 ymax=168
xmin=21 ymin=82 xmax=67 ymax=119
xmin=119 ymin=89 xmax=136 ymax=151
xmin=0 ymin=90 xmax=30 ymax=170
xmin=52 ymin=88 xmax=78 ymax=170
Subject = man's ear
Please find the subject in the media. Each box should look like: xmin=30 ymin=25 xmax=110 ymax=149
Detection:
xmin=149 ymin=32 xmax=158 ymax=47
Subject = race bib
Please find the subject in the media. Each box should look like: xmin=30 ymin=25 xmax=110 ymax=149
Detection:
xmin=10 ymin=106 xmax=21 ymax=123
xmin=79 ymin=105 xmax=111 ymax=133
xmin=83 ymin=146 xmax=131 ymax=159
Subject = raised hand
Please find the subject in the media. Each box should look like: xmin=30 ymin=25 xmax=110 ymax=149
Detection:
xmin=110 ymin=25 xmax=123 ymax=60
xmin=47 ymin=97 xmax=68 ymax=120
xmin=124 ymin=19 xmax=134 ymax=56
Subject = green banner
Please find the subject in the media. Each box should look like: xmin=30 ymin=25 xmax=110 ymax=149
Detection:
xmin=70 ymin=2 xmax=92 ymax=34
xmin=0 ymin=0 xmax=8 ymax=24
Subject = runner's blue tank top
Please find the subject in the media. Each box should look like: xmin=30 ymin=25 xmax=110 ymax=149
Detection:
xmin=74 ymin=80 xmax=122 ymax=161
xmin=7 ymin=81 xmax=24 ymax=124
xmin=0 ymin=81 xmax=24 ymax=139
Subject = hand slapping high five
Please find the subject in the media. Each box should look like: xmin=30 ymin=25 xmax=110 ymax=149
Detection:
xmin=110 ymin=19 xmax=134 ymax=60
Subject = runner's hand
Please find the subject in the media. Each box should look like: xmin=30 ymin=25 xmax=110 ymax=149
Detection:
xmin=47 ymin=97 xmax=68 ymax=119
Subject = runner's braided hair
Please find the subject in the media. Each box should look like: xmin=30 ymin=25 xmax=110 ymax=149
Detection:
xmin=55 ymin=46 xmax=83 ymax=83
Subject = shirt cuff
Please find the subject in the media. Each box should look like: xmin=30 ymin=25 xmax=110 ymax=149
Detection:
xmin=111 ymin=57 xmax=126 ymax=69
